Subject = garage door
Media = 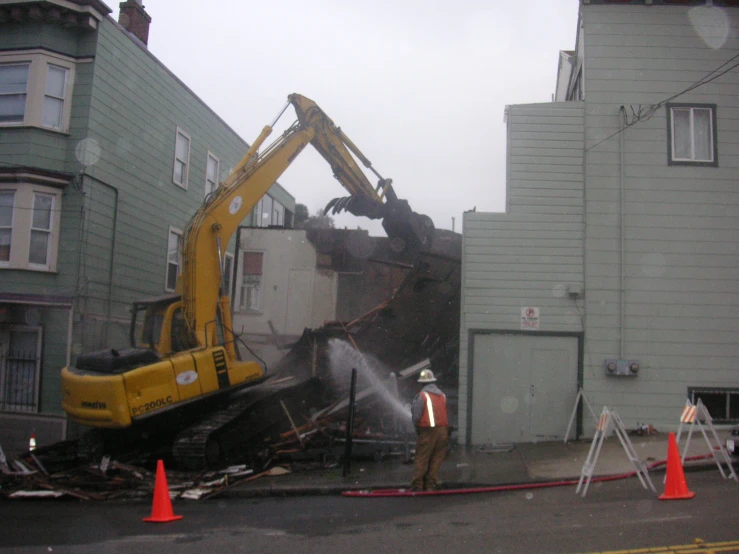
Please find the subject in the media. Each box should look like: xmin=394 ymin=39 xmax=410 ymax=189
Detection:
xmin=471 ymin=333 xmax=579 ymax=444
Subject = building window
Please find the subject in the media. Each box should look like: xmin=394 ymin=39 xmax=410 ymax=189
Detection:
xmin=0 ymin=326 xmax=42 ymax=414
xmin=0 ymin=191 xmax=14 ymax=262
xmin=667 ymin=104 xmax=717 ymax=166
xmin=223 ymin=252 xmax=233 ymax=296
xmin=165 ymin=227 xmax=182 ymax=292
xmin=0 ymin=184 xmax=61 ymax=272
xmin=0 ymin=50 xmax=75 ymax=132
xmin=273 ymin=202 xmax=285 ymax=227
xmin=205 ymin=152 xmax=220 ymax=197
xmin=261 ymin=195 xmax=273 ymax=226
xmin=173 ymin=128 xmax=191 ymax=188
xmin=0 ymin=63 xmax=29 ymax=124
xmin=28 ymin=193 xmax=54 ymax=267
xmin=240 ymin=251 xmax=263 ymax=311
xmin=252 ymin=198 xmax=263 ymax=226
xmin=251 ymin=195 xmax=285 ymax=227
xmin=41 ymin=65 xmax=68 ymax=130
xmin=688 ymin=387 xmax=738 ymax=423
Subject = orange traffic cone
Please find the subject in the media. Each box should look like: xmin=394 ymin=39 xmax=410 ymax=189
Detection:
xmin=659 ymin=432 xmax=695 ymax=501
xmin=29 ymin=434 xmax=36 ymax=451
xmin=143 ymin=459 xmax=183 ymax=523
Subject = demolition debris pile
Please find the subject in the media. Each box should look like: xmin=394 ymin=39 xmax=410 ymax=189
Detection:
xmin=0 ymin=230 xmax=461 ymax=500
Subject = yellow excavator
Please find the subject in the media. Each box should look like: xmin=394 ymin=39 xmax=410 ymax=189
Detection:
xmin=61 ymin=94 xmax=433 ymax=468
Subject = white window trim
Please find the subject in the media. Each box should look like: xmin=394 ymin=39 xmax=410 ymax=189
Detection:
xmin=205 ymin=151 xmax=220 ymax=198
xmin=0 ymin=50 xmax=75 ymax=133
xmin=238 ymin=250 xmax=264 ymax=313
xmin=0 ymin=183 xmax=62 ymax=272
xmin=42 ymin=64 xmax=69 ymax=131
xmin=27 ymin=192 xmax=55 ymax=271
xmin=173 ymin=127 xmax=191 ymax=189
xmin=165 ymin=226 xmax=183 ymax=292
xmin=668 ymin=104 xmax=717 ymax=166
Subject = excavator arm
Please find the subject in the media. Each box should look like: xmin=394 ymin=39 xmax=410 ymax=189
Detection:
xmin=61 ymin=93 xmax=433 ymax=438
xmin=289 ymin=94 xmax=433 ymax=248
xmin=181 ymin=93 xmax=434 ymax=352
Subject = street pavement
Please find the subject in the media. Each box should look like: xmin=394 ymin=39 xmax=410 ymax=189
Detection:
xmin=221 ymin=429 xmax=738 ymax=498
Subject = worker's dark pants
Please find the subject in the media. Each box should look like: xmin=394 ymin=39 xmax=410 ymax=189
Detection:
xmin=411 ymin=426 xmax=449 ymax=491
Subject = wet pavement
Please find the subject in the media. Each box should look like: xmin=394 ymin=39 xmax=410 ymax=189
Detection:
xmin=221 ymin=429 xmax=738 ymax=497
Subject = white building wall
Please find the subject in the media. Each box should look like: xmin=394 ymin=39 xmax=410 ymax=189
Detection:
xmin=233 ymin=229 xmax=337 ymax=366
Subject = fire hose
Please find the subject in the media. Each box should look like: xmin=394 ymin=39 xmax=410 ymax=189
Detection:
xmin=341 ymin=453 xmax=715 ymax=498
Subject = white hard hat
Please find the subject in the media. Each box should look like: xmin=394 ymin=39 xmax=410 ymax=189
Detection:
xmin=418 ymin=369 xmax=436 ymax=383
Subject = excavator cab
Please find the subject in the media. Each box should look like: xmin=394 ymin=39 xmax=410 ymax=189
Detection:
xmin=130 ymin=294 xmax=192 ymax=354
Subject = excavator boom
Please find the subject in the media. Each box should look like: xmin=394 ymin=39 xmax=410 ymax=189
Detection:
xmin=61 ymin=93 xmax=433 ymax=468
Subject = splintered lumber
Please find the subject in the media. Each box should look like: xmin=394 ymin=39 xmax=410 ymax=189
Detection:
xmin=201 ymin=469 xmax=271 ymax=500
xmin=280 ymin=400 xmax=304 ymax=446
xmin=398 ymin=359 xmax=431 ymax=379
xmin=37 ymin=482 xmax=99 ymax=501
xmin=10 ymin=490 xmax=65 ymax=499
xmin=312 ymin=387 xmax=378 ymax=420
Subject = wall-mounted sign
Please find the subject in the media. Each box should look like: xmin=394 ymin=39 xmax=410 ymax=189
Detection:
xmin=521 ymin=307 xmax=540 ymax=331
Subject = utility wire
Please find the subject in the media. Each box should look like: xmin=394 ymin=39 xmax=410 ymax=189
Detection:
xmin=586 ymin=55 xmax=739 ymax=153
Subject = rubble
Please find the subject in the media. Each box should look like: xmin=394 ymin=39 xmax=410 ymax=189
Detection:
xmin=0 ymin=230 xmax=460 ymax=501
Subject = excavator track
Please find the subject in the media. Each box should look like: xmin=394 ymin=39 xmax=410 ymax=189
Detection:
xmin=172 ymin=376 xmax=324 ymax=470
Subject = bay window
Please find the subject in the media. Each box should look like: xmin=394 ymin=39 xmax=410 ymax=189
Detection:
xmin=0 ymin=51 xmax=75 ymax=133
xmin=0 ymin=184 xmax=61 ymax=272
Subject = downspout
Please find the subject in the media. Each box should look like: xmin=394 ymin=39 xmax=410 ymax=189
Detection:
xmin=619 ymin=106 xmax=626 ymax=359
xmin=82 ymin=172 xmax=119 ymax=346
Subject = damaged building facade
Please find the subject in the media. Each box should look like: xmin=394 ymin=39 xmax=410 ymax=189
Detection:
xmin=460 ymin=0 xmax=739 ymax=445
xmin=232 ymin=225 xmax=463 ymax=430
xmin=0 ymin=0 xmax=294 ymax=456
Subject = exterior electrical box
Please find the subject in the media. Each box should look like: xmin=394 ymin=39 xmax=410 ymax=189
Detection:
xmin=604 ymin=359 xmax=640 ymax=377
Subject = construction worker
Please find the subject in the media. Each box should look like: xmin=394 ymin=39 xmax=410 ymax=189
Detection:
xmin=410 ymin=369 xmax=448 ymax=491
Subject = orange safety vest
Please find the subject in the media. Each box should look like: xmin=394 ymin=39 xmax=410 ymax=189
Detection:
xmin=417 ymin=392 xmax=448 ymax=428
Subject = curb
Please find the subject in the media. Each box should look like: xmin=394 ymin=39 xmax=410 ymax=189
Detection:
xmin=214 ymin=459 xmax=723 ymax=499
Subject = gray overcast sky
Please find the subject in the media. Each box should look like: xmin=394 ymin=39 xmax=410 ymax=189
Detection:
xmin=114 ymin=0 xmax=580 ymax=235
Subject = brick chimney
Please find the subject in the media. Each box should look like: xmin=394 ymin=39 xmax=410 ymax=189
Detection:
xmin=118 ymin=0 xmax=152 ymax=46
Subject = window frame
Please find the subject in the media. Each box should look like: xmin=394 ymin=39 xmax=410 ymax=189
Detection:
xmin=205 ymin=151 xmax=220 ymax=198
xmin=666 ymin=103 xmax=718 ymax=167
xmin=41 ymin=64 xmax=69 ymax=131
xmin=0 ymin=189 xmax=15 ymax=264
xmin=0 ymin=62 xmax=30 ymax=125
xmin=239 ymin=250 xmax=264 ymax=313
xmin=165 ymin=226 xmax=183 ymax=292
xmin=173 ymin=127 xmax=191 ymax=189
xmin=27 ymin=192 xmax=55 ymax=270
xmin=0 ymin=50 xmax=75 ymax=133
xmin=0 ymin=183 xmax=62 ymax=272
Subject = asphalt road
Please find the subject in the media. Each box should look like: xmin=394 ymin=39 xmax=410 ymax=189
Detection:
xmin=0 ymin=471 xmax=737 ymax=553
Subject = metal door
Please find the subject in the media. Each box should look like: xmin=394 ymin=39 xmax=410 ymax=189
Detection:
xmin=471 ymin=333 xmax=578 ymax=444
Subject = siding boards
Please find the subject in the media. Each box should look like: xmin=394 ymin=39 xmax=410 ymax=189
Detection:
xmin=458 ymin=103 xmax=585 ymax=443
xmin=83 ymin=19 xmax=256 ymax=315
xmin=583 ymin=0 xmax=739 ymax=429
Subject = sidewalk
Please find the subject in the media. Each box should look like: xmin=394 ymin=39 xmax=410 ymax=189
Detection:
xmin=220 ymin=430 xmax=737 ymax=498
